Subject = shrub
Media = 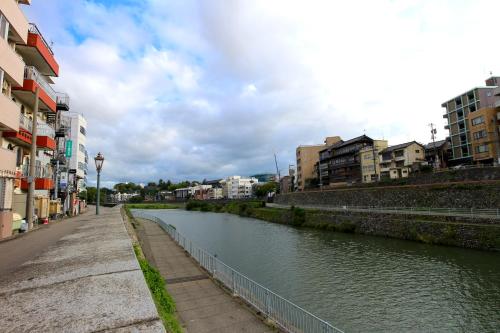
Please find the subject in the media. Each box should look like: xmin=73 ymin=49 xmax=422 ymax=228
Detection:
xmin=290 ymin=206 xmax=306 ymax=226
xmin=128 ymin=195 xmax=144 ymax=203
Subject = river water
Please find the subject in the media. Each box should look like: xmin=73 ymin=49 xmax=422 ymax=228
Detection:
xmin=141 ymin=209 xmax=500 ymax=332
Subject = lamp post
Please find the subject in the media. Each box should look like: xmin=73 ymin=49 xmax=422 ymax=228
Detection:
xmin=94 ymin=152 xmax=104 ymax=215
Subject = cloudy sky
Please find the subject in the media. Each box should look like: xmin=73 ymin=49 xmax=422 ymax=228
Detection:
xmin=24 ymin=0 xmax=500 ymax=186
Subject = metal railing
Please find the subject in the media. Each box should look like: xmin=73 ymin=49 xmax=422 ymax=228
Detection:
xmin=56 ymin=92 xmax=70 ymax=107
xmin=132 ymin=211 xmax=344 ymax=333
xmin=28 ymin=23 xmax=54 ymax=55
xmin=37 ymin=122 xmax=55 ymax=137
xmin=24 ymin=66 xmax=56 ymax=101
xmin=19 ymin=113 xmax=33 ymax=132
xmin=269 ymin=203 xmax=500 ymax=219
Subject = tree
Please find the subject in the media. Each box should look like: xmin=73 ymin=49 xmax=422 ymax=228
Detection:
xmin=254 ymin=182 xmax=279 ymax=198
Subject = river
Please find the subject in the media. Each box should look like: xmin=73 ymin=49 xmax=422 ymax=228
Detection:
xmin=139 ymin=209 xmax=500 ymax=332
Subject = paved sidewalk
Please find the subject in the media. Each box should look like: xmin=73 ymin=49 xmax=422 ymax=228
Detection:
xmin=136 ymin=218 xmax=273 ymax=333
xmin=0 ymin=206 xmax=164 ymax=333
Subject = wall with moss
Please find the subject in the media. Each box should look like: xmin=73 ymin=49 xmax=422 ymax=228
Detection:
xmin=276 ymin=183 xmax=500 ymax=208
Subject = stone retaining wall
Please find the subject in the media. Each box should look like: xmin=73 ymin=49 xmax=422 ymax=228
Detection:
xmin=276 ymin=183 xmax=500 ymax=208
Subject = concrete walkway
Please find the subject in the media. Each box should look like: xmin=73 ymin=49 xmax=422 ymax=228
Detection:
xmin=136 ymin=217 xmax=273 ymax=333
xmin=0 ymin=206 xmax=164 ymax=333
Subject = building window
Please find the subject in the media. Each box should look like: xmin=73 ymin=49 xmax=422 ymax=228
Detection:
xmin=415 ymin=150 xmax=420 ymax=153
xmin=0 ymin=12 xmax=9 ymax=40
xmin=473 ymin=130 xmax=487 ymax=140
xmin=471 ymin=116 xmax=485 ymax=126
xmin=475 ymin=144 xmax=489 ymax=153
xmin=79 ymin=143 xmax=85 ymax=153
xmin=80 ymin=126 xmax=86 ymax=136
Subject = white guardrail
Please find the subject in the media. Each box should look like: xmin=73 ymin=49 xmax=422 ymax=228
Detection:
xmin=132 ymin=210 xmax=344 ymax=333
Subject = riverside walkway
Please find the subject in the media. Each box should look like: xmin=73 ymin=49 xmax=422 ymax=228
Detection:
xmin=135 ymin=217 xmax=273 ymax=333
xmin=0 ymin=206 xmax=164 ymax=332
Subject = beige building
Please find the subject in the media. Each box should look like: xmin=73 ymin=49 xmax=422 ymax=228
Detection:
xmin=379 ymin=141 xmax=426 ymax=179
xmin=360 ymin=140 xmax=388 ymax=183
xmin=296 ymin=136 xmax=341 ymax=191
xmin=467 ymin=107 xmax=500 ymax=164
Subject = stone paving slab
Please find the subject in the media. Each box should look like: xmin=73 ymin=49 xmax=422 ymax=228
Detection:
xmin=136 ymin=218 xmax=273 ymax=333
xmin=0 ymin=207 xmax=165 ymax=333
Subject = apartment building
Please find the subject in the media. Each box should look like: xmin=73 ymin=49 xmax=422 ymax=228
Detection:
xmin=63 ymin=113 xmax=88 ymax=192
xmin=0 ymin=1 xmax=68 ymax=236
xmin=360 ymin=140 xmax=388 ymax=183
xmin=379 ymin=141 xmax=426 ymax=179
xmin=319 ymin=135 xmax=374 ymax=186
xmin=220 ymin=176 xmax=258 ymax=199
xmin=296 ymin=136 xmax=341 ymax=191
xmin=442 ymin=76 xmax=500 ymax=165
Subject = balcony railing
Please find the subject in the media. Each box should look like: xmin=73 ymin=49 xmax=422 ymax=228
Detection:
xmin=56 ymin=92 xmax=70 ymax=107
xmin=24 ymin=66 xmax=56 ymax=101
xmin=20 ymin=163 xmax=53 ymax=178
xmin=37 ymin=122 xmax=55 ymax=137
xmin=28 ymin=23 xmax=54 ymax=55
xmin=19 ymin=114 xmax=33 ymax=132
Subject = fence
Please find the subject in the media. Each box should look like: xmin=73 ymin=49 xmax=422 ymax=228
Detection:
xmin=132 ymin=210 xmax=344 ymax=333
xmin=272 ymin=204 xmax=500 ymax=219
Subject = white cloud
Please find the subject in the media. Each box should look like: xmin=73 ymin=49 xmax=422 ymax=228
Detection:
xmin=24 ymin=0 xmax=500 ymax=185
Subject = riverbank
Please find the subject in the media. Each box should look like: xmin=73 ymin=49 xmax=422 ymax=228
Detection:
xmin=128 ymin=211 xmax=275 ymax=332
xmin=183 ymin=200 xmax=500 ymax=251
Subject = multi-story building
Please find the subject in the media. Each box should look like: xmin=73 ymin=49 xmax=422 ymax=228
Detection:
xmin=425 ymin=140 xmax=451 ymax=169
xmin=62 ymin=112 xmax=88 ymax=192
xmin=0 ymin=1 xmax=68 ymax=235
xmin=378 ymin=141 xmax=426 ymax=179
xmin=319 ymin=135 xmax=374 ymax=186
xmin=359 ymin=140 xmax=388 ymax=183
xmin=220 ymin=176 xmax=258 ymax=199
xmin=442 ymin=76 xmax=500 ymax=165
xmin=296 ymin=136 xmax=341 ymax=191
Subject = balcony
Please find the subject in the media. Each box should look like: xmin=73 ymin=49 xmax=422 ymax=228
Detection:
xmin=21 ymin=178 xmax=54 ymax=190
xmin=0 ymin=148 xmax=16 ymax=178
xmin=1 ymin=0 xmax=29 ymax=44
xmin=2 ymin=128 xmax=31 ymax=147
xmin=0 ymin=37 xmax=25 ymax=86
xmin=11 ymin=66 xmax=56 ymax=112
xmin=0 ymin=93 xmax=20 ymax=131
xmin=19 ymin=164 xmax=54 ymax=190
xmin=16 ymin=24 xmax=59 ymax=77
xmin=56 ymin=92 xmax=70 ymax=111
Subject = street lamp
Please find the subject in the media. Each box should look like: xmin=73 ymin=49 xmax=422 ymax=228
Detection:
xmin=94 ymin=152 xmax=104 ymax=215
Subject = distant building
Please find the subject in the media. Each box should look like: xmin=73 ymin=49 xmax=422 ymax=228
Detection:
xmin=279 ymin=175 xmax=292 ymax=193
xmin=207 ymin=187 xmax=223 ymax=200
xmin=442 ymin=76 xmax=500 ymax=165
xmin=220 ymin=176 xmax=258 ymax=199
xmin=296 ymin=136 xmax=341 ymax=191
xmin=379 ymin=141 xmax=426 ymax=179
xmin=62 ymin=113 xmax=88 ymax=192
xmin=425 ymin=140 xmax=451 ymax=169
xmin=319 ymin=135 xmax=374 ymax=186
xmin=360 ymin=140 xmax=388 ymax=183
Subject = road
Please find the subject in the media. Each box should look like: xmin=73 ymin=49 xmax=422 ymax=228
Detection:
xmin=0 ymin=210 xmax=88 ymax=276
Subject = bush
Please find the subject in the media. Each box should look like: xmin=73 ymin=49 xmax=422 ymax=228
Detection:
xmin=128 ymin=195 xmax=144 ymax=203
xmin=290 ymin=206 xmax=306 ymax=226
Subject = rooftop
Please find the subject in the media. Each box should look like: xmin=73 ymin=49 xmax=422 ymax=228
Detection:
xmin=380 ymin=141 xmax=423 ymax=154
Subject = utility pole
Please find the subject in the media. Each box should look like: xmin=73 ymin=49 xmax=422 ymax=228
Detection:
xmin=429 ymin=123 xmax=439 ymax=168
xmin=26 ymin=87 xmax=39 ymax=230
xmin=274 ymin=153 xmax=280 ymax=193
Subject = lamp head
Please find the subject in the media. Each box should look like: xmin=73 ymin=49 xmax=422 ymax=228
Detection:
xmin=94 ymin=152 xmax=104 ymax=172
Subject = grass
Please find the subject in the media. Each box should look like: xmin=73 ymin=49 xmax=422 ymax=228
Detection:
xmin=133 ymin=244 xmax=183 ymax=333
xmin=126 ymin=203 xmax=182 ymax=209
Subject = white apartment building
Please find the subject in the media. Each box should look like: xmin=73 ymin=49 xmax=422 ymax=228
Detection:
xmin=221 ymin=176 xmax=258 ymax=199
xmin=62 ymin=113 xmax=88 ymax=192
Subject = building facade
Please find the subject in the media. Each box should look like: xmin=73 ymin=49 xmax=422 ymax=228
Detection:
xmin=0 ymin=1 xmax=70 ymax=237
xmin=360 ymin=140 xmax=388 ymax=183
xmin=319 ymin=135 xmax=374 ymax=186
xmin=442 ymin=76 xmax=500 ymax=165
xmin=425 ymin=140 xmax=451 ymax=169
xmin=62 ymin=112 xmax=88 ymax=192
xmin=220 ymin=176 xmax=258 ymax=199
xmin=379 ymin=141 xmax=426 ymax=179
xmin=296 ymin=136 xmax=341 ymax=191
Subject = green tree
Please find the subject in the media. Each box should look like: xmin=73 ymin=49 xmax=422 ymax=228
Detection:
xmin=254 ymin=182 xmax=279 ymax=198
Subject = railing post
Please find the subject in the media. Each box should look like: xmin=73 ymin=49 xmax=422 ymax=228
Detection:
xmin=265 ymin=290 xmax=271 ymax=316
xmin=231 ymin=270 xmax=236 ymax=294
